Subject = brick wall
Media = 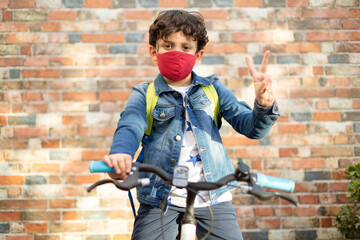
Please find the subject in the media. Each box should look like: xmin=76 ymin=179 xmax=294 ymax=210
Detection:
xmin=0 ymin=0 xmax=359 ymax=239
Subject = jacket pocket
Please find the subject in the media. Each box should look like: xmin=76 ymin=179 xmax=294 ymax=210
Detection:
xmin=151 ymin=105 xmax=175 ymax=121
xmin=188 ymin=92 xmax=211 ymax=110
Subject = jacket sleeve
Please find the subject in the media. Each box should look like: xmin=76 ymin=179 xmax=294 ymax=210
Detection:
xmin=109 ymin=82 xmax=149 ymax=157
xmin=212 ymin=76 xmax=280 ymax=139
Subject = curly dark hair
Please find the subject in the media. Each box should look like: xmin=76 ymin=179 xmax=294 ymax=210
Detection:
xmin=149 ymin=10 xmax=209 ymax=53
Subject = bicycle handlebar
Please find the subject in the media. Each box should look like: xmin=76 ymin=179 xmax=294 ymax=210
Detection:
xmin=88 ymin=160 xmax=299 ymax=206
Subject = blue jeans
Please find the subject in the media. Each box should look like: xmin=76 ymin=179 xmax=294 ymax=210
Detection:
xmin=131 ymin=201 xmax=243 ymax=240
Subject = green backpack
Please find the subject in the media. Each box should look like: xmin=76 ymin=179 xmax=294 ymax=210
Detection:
xmin=144 ymin=82 xmax=220 ymax=135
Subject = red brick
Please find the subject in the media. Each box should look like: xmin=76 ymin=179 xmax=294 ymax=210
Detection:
xmin=290 ymin=89 xmax=335 ymax=98
xmin=292 ymin=158 xmax=326 ymax=169
xmin=32 ymin=163 xmax=60 ymax=173
xmin=255 ymin=207 xmax=274 ymax=217
xmin=233 ymin=32 xmax=273 ymax=42
xmin=62 ymin=92 xmax=96 ymax=101
xmin=14 ymin=127 xmax=47 ymax=137
xmin=333 ymin=169 xmax=346 ymax=180
xmin=0 ymin=0 xmax=8 ymax=8
xmin=294 ymin=206 xmax=318 ymax=216
xmin=0 ymin=175 xmax=24 ymax=185
xmin=0 ymin=211 xmax=22 ymax=221
xmin=213 ymin=43 xmax=247 ymax=54
xmin=321 ymin=217 xmax=333 ymax=227
xmin=49 ymin=57 xmax=74 ymax=66
xmin=42 ymin=139 xmax=60 ymax=148
xmin=49 ymin=10 xmax=77 ymax=20
xmin=343 ymin=19 xmax=360 ymax=29
xmin=314 ymin=9 xmax=348 ymax=18
xmin=222 ymin=136 xmax=258 ymax=146
xmin=99 ymin=68 xmax=136 ymax=78
xmin=0 ymin=116 xmax=6 ymax=125
xmin=0 ymin=57 xmax=24 ymax=67
xmin=349 ymin=9 xmax=360 ymax=18
xmin=279 ymin=148 xmax=297 ymax=157
xmin=99 ymin=91 xmax=131 ymax=101
xmin=25 ymin=222 xmax=48 ymax=233
xmin=62 ymin=162 xmax=89 ymax=173
xmin=21 ymin=45 xmax=31 ymax=55
xmin=287 ymin=0 xmax=308 ymax=7
xmin=299 ymin=195 xmax=319 ymax=204
xmin=125 ymin=10 xmax=153 ymax=20
xmin=311 ymin=147 xmax=353 ymax=157
xmin=25 ymin=56 xmax=48 ymax=66
xmin=22 ymin=69 xmax=60 ymax=78
xmin=6 ymin=33 xmax=47 ymax=43
xmin=82 ymin=33 xmax=124 ymax=43
xmin=313 ymin=66 xmax=324 ymax=75
xmin=90 ymin=126 xmax=115 ymax=137
xmin=329 ymin=182 xmax=348 ymax=192
xmin=84 ymin=0 xmax=110 ymax=7
xmin=288 ymin=43 xmax=321 ymax=53
xmin=313 ymin=112 xmax=340 ymax=121
xmin=62 ymin=115 xmax=84 ymax=125
xmin=278 ymin=124 xmax=306 ymax=134
xmin=0 ymin=105 xmax=10 ymax=114
xmin=350 ymin=32 xmax=360 ymax=41
xmin=0 ymin=22 xmax=28 ymax=32
xmin=307 ymin=32 xmax=348 ymax=41
xmin=200 ymin=9 xmax=228 ymax=19
xmin=7 ymin=236 xmax=34 ymax=240
xmin=2 ymin=10 xmax=13 ymax=21
xmin=235 ymin=0 xmax=261 ymax=7
xmin=22 ymin=92 xmax=41 ymax=101
xmin=159 ymin=0 xmax=187 ymax=7
xmin=42 ymin=22 xmax=60 ymax=32
xmin=75 ymin=174 xmax=101 ymax=184
xmin=256 ymin=218 xmax=280 ymax=230
xmin=49 ymin=199 xmax=76 ymax=208
xmin=0 ymin=200 xmax=47 ymax=209
xmin=353 ymin=100 xmax=360 ymax=109
xmin=9 ymin=0 xmax=34 ymax=8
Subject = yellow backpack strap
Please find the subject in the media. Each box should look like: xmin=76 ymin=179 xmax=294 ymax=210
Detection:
xmin=145 ymin=82 xmax=158 ymax=136
xmin=201 ymin=85 xmax=219 ymax=127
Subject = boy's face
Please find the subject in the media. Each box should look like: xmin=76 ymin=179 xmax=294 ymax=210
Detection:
xmin=149 ymin=31 xmax=204 ymax=85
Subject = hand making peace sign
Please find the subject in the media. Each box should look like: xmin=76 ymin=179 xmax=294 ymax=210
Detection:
xmin=245 ymin=50 xmax=275 ymax=108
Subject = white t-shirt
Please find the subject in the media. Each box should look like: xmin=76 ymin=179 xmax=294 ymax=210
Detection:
xmin=168 ymin=84 xmax=232 ymax=208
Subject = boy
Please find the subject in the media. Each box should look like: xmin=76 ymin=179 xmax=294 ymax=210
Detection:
xmin=103 ymin=10 xmax=279 ymax=239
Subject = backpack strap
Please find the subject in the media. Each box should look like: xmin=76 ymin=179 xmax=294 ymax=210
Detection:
xmin=145 ymin=82 xmax=158 ymax=136
xmin=201 ymin=85 xmax=219 ymax=127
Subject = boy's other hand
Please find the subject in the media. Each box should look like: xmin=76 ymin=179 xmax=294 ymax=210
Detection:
xmin=103 ymin=153 xmax=133 ymax=179
xmin=245 ymin=50 xmax=275 ymax=107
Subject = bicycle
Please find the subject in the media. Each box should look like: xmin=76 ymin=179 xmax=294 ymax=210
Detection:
xmin=87 ymin=159 xmax=299 ymax=240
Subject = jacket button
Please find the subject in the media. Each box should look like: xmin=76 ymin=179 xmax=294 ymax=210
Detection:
xmin=175 ymin=135 xmax=181 ymax=141
xmin=170 ymin=159 xmax=176 ymax=165
xmin=173 ymin=92 xmax=179 ymax=99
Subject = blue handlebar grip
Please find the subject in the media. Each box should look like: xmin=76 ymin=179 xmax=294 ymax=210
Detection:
xmin=256 ymin=173 xmax=295 ymax=192
xmin=89 ymin=161 xmax=115 ymax=173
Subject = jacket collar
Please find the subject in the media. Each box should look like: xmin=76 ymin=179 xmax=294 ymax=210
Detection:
xmin=154 ymin=71 xmax=212 ymax=95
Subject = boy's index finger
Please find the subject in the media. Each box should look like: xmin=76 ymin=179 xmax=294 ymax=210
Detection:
xmin=245 ymin=56 xmax=257 ymax=77
xmin=260 ymin=50 xmax=271 ymax=74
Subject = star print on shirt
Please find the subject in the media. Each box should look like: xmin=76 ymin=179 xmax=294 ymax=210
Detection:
xmin=186 ymin=121 xmax=192 ymax=132
xmin=186 ymin=154 xmax=201 ymax=167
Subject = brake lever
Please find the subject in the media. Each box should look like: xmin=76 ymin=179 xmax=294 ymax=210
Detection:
xmin=87 ymin=163 xmax=143 ymax=192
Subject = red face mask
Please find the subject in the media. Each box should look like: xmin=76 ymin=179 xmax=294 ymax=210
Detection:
xmin=156 ymin=51 xmax=197 ymax=81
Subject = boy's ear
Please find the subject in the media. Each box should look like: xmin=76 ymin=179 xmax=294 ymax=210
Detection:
xmin=149 ymin=45 xmax=157 ymax=62
xmin=195 ymin=50 xmax=204 ymax=64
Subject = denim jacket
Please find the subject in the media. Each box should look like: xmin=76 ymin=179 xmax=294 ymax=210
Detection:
xmin=110 ymin=72 xmax=280 ymax=207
